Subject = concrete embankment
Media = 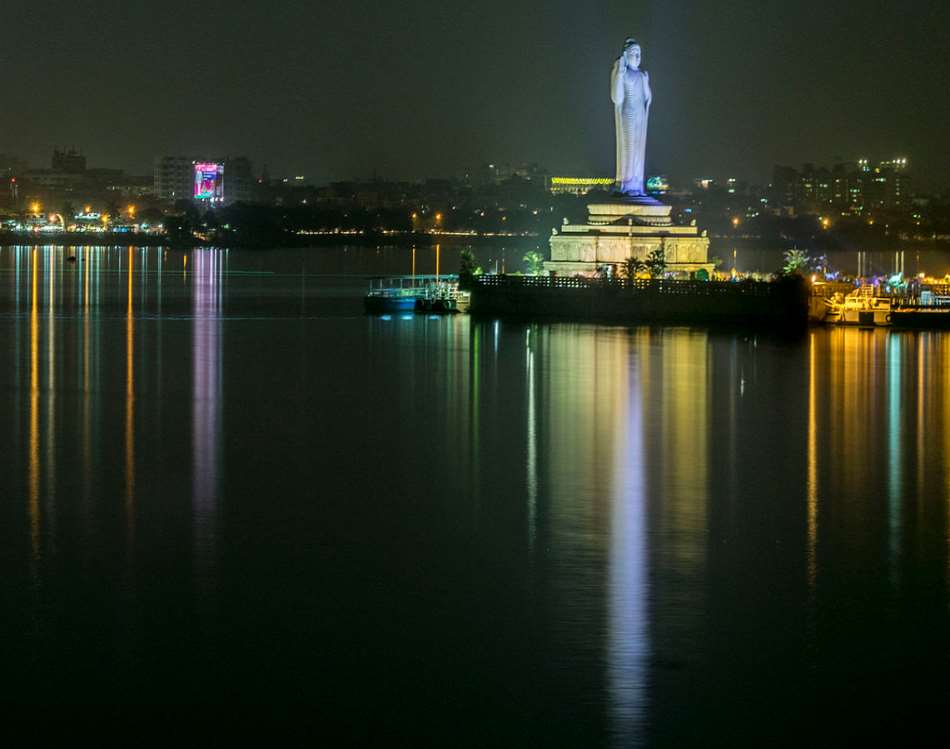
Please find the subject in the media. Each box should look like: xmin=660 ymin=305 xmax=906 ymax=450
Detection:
xmin=469 ymin=275 xmax=808 ymax=330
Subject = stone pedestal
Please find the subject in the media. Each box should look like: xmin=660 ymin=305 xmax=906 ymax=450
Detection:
xmin=545 ymin=197 xmax=714 ymax=277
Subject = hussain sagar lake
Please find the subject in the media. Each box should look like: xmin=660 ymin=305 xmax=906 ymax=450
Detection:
xmin=1 ymin=243 xmax=950 ymax=744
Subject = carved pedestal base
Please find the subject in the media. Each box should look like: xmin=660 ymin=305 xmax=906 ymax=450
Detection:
xmin=544 ymin=199 xmax=714 ymax=278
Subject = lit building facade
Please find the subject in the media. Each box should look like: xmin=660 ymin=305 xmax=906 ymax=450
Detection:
xmin=154 ymin=155 xmax=255 ymax=204
xmin=771 ymin=158 xmax=911 ymax=214
xmin=549 ymin=177 xmax=614 ymax=196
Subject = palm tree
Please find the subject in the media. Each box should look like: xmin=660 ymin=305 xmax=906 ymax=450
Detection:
xmin=622 ymin=256 xmax=646 ymax=279
xmin=459 ymin=248 xmax=481 ymax=289
xmin=783 ymin=249 xmax=811 ymax=276
xmin=523 ymin=250 xmax=545 ymax=275
xmin=646 ymin=248 xmax=667 ymax=278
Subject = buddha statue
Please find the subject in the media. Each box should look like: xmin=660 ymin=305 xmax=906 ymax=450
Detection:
xmin=610 ymin=39 xmax=652 ymax=196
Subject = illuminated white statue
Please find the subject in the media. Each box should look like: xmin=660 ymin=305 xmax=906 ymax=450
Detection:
xmin=611 ymin=38 xmax=652 ymax=196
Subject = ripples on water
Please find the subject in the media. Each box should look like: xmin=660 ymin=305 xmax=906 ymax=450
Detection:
xmin=1 ymin=246 xmax=949 ymax=744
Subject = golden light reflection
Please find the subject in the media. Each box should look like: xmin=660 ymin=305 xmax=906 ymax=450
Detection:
xmin=125 ymin=247 xmax=135 ymax=529
xmin=28 ymin=248 xmax=40 ymax=559
xmin=806 ymin=332 xmax=818 ymax=588
xmin=836 ymin=329 xmax=875 ymax=490
xmin=539 ymin=326 xmax=659 ymax=742
xmin=46 ymin=250 xmax=56 ymax=529
xmin=660 ymin=330 xmax=709 ymax=569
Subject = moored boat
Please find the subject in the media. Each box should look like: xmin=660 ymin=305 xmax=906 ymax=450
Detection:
xmin=824 ymin=287 xmax=892 ymax=326
xmin=364 ymin=275 xmax=468 ymax=314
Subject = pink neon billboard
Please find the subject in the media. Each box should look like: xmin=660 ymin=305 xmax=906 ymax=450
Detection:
xmin=194 ymin=162 xmax=224 ymax=201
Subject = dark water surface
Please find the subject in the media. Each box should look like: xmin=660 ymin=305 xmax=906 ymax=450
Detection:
xmin=2 ymin=246 xmax=949 ymax=745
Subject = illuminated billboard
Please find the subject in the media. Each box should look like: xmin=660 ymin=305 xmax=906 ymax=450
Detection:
xmin=194 ymin=162 xmax=224 ymax=202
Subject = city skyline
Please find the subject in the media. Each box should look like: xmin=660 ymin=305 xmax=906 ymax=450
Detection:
xmin=4 ymin=1 xmax=949 ymax=188
xmin=0 ymin=145 xmax=926 ymax=192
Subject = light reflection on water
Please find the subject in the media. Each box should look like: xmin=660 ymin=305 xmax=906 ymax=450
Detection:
xmin=193 ymin=250 xmax=222 ymax=611
xmin=2 ymin=245 xmax=950 ymax=742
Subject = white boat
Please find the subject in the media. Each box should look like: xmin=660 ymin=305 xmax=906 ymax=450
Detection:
xmin=824 ymin=287 xmax=892 ymax=326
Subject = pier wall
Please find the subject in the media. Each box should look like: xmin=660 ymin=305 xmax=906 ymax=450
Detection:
xmin=470 ymin=275 xmax=808 ymax=329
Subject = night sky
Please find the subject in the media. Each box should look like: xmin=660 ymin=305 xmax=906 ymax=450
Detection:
xmin=5 ymin=0 xmax=949 ymax=186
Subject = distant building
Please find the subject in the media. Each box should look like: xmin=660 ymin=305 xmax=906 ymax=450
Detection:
xmin=223 ymin=157 xmax=254 ymax=203
xmin=19 ymin=149 xmax=142 ymax=200
xmin=23 ymin=170 xmax=85 ymax=191
xmin=861 ymin=157 xmax=910 ymax=211
xmin=51 ymin=147 xmax=87 ymax=174
xmin=549 ymin=177 xmax=614 ymax=196
xmin=154 ymin=156 xmax=195 ymax=203
xmin=154 ymin=155 xmax=255 ymax=204
xmin=463 ymin=162 xmax=549 ymax=188
xmin=105 ymin=174 xmax=154 ymax=198
xmin=770 ymin=158 xmax=911 ymax=214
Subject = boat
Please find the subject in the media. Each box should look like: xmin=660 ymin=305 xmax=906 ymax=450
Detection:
xmin=364 ymin=275 xmax=469 ymax=314
xmin=824 ymin=287 xmax=892 ymax=326
xmin=414 ymin=284 xmax=470 ymax=314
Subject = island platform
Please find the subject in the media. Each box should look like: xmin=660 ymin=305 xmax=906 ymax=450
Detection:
xmin=470 ymin=274 xmax=808 ymax=330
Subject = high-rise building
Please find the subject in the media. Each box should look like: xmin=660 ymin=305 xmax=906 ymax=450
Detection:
xmin=154 ymin=156 xmax=194 ymax=203
xmin=859 ymin=157 xmax=910 ymax=211
xmin=223 ymin=157 xmax=254 ymax=203
xmin=771 ymin=165 xmax=798 ymax=208
xmin=770 ymin=158 xmax=911 ymax=214
xmin=154 ymin=156 xmax=255 ymax=204
xmin=52 ymin=147 xmax=87 ymax=174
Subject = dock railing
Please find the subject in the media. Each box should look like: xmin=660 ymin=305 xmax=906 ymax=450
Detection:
xmin=810 ymin=281 xmax=857 ymax=298
xmin=813 ymin=281 xmax=950 ymax=308
xmin=367 ymin=275 xmax=459 ymax=299
xmin=475 ymin=274 xmax=788 ymax=298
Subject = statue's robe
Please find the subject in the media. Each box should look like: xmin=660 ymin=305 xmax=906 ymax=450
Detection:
xmin=611 ymin=63 xmax=651 ymax=196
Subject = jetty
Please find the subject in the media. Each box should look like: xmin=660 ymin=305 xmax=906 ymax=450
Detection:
xmin=364 ymin=275 xmax=470 ymax=314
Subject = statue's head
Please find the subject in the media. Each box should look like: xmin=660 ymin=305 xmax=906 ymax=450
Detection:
xmin=622 ymin=38 xmax=641 ymax=69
